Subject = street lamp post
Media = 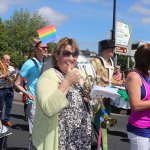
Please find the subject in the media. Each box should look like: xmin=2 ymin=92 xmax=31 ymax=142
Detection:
xmin=112 ymin=0 xmax=116 ymax=42
xmin=111 ymin=0 xmax=117 ymax=66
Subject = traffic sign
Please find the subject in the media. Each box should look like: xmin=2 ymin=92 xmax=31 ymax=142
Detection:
xmin=115 ymin=20 xmax=131 ymax=55
xmin=115 ymin=46 xmax=127 ymax=54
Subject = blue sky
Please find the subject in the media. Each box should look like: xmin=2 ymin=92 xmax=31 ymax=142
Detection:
xmin=0 ymin=0 xmax=150 ymax=53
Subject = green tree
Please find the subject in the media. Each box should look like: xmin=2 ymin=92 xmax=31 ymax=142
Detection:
xmin=3 ymin=9 xmax=54 ymax=67
xmin=117 ymin=55 xmax=134 ymax=71
xmin=0 ymin=18 xmax=9 ymax=52
xmin=5 ymin=9 xmax=48 ymax=54
xmin=47 ymin=42 xmax=57 ymax=53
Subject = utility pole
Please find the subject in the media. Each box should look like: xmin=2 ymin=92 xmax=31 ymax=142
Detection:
xmin=111 ymin=0 xmax=117 ymax=66
xmin=112 ymin=0 xmax=116 ymax=41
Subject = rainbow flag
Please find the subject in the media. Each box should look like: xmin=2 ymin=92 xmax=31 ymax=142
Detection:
xmin=37 ymin=24 xmax=58 ymax=44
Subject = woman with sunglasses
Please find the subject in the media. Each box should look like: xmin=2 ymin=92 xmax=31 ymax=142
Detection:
xmin=32 ymin=37 xmax=91 ymax=150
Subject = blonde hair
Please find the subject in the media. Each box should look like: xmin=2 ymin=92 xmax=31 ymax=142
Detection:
xmin=52 ymin=37 xmax=79 ymax=65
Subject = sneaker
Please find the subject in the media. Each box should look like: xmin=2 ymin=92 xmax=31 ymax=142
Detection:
xmin=3 ymin=121 xmax=13 ymax=127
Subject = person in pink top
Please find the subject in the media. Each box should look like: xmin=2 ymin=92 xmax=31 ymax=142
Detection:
xmin=125 ymin=43 xmax=150 ymax=150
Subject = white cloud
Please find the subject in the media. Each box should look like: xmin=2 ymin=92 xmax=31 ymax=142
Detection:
xmin=0 ymin=0 xmax=33 ymax=15
xmin=130 ymin=5 xmax=150 ymax=15
xmin=38 ymin=7 xmax=69 ymax=26
xmin=142 ymin=18 xmax=150 ymax=24
xmin=0 ymin=3 xmax=9 ymax=14
xmin=129 ymin=4 xmax=150 ymax=24
xmin=140 ymin=0 xmax=150 ymax=5
xmin=1 ymin=0 xmax=27 ymax=6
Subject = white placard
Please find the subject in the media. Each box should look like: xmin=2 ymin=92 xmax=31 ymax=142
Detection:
xmin=90 ymin=85 xmax=120 ymax=100
xmin=115 ymin=21 xmax=130 ymax=47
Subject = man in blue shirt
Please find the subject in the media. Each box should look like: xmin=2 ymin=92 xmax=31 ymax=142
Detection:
xmin=15 ymin=37 xmax=48 ymax=150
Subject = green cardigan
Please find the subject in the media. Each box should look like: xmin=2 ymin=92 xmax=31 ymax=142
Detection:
xmin=32 ymin=68 xmax=69 ymax=150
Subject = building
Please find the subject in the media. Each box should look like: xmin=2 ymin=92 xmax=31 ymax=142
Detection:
xmin=80 ymin=49 xmax=97 ymax=58
xmin=131 ymin=41 xmax=150 ymax=56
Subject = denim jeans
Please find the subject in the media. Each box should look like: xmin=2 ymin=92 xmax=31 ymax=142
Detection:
xmin=0 ymin=88 xmax=14 ymax=122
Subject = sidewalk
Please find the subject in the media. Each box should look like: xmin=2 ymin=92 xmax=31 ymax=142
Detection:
xmin=14 ymin=91 xmax=23 ymax=102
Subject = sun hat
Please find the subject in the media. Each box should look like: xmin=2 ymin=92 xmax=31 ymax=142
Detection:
xmin=98 ymin=39 xmax=116 ymax=52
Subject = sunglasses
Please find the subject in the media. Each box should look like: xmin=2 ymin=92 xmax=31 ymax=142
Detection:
xmin=39 ymin=46 xmax=48 ymax=50
xmin=62 ymin=50 xmax=79 ymax=58
xmin=5 ymin=59 xmax=10 ymax=61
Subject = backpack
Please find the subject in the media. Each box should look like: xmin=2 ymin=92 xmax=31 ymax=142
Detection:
xmin=31 ymin=57 xmax=53 ymax=75
xmin=40 ymin=56 xmax=53 ymax=75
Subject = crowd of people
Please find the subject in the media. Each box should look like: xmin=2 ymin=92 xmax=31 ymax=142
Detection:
xmin=0 ymin=36 xmax=150 ymax=150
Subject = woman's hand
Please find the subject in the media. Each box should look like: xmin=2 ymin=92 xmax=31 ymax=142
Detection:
xmin=65 ymin=63 xmax=81 ymax=85
xmin=59 ymin=63 xmax=81 ymax=95
xmin=84 ymin=97 xmax=89 ymax=102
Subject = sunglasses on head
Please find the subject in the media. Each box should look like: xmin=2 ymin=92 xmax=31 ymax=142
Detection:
xmin=62 ymin=50 xmax=79 ymax=58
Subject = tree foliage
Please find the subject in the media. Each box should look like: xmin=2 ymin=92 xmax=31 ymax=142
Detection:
xmin=0 ymin=18 xmax=9 ymax=52
xmin=117 ymin=55 xmax=134 ymax=71
xmin=5 ymin=9 xmax=48 ymax=54
xmin=0 ymin=9 xmax=57 ymax=68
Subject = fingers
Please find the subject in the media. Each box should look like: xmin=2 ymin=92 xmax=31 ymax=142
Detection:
xmin=27 ymin=93 xmax=35 ymax=101
xmin=84 ymin=97 xmax=89 ymax=102
xmin=67 ymin=62 xmax=72 ymax=71
xmin=66 ymin=69 xmax=81 ymax=84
